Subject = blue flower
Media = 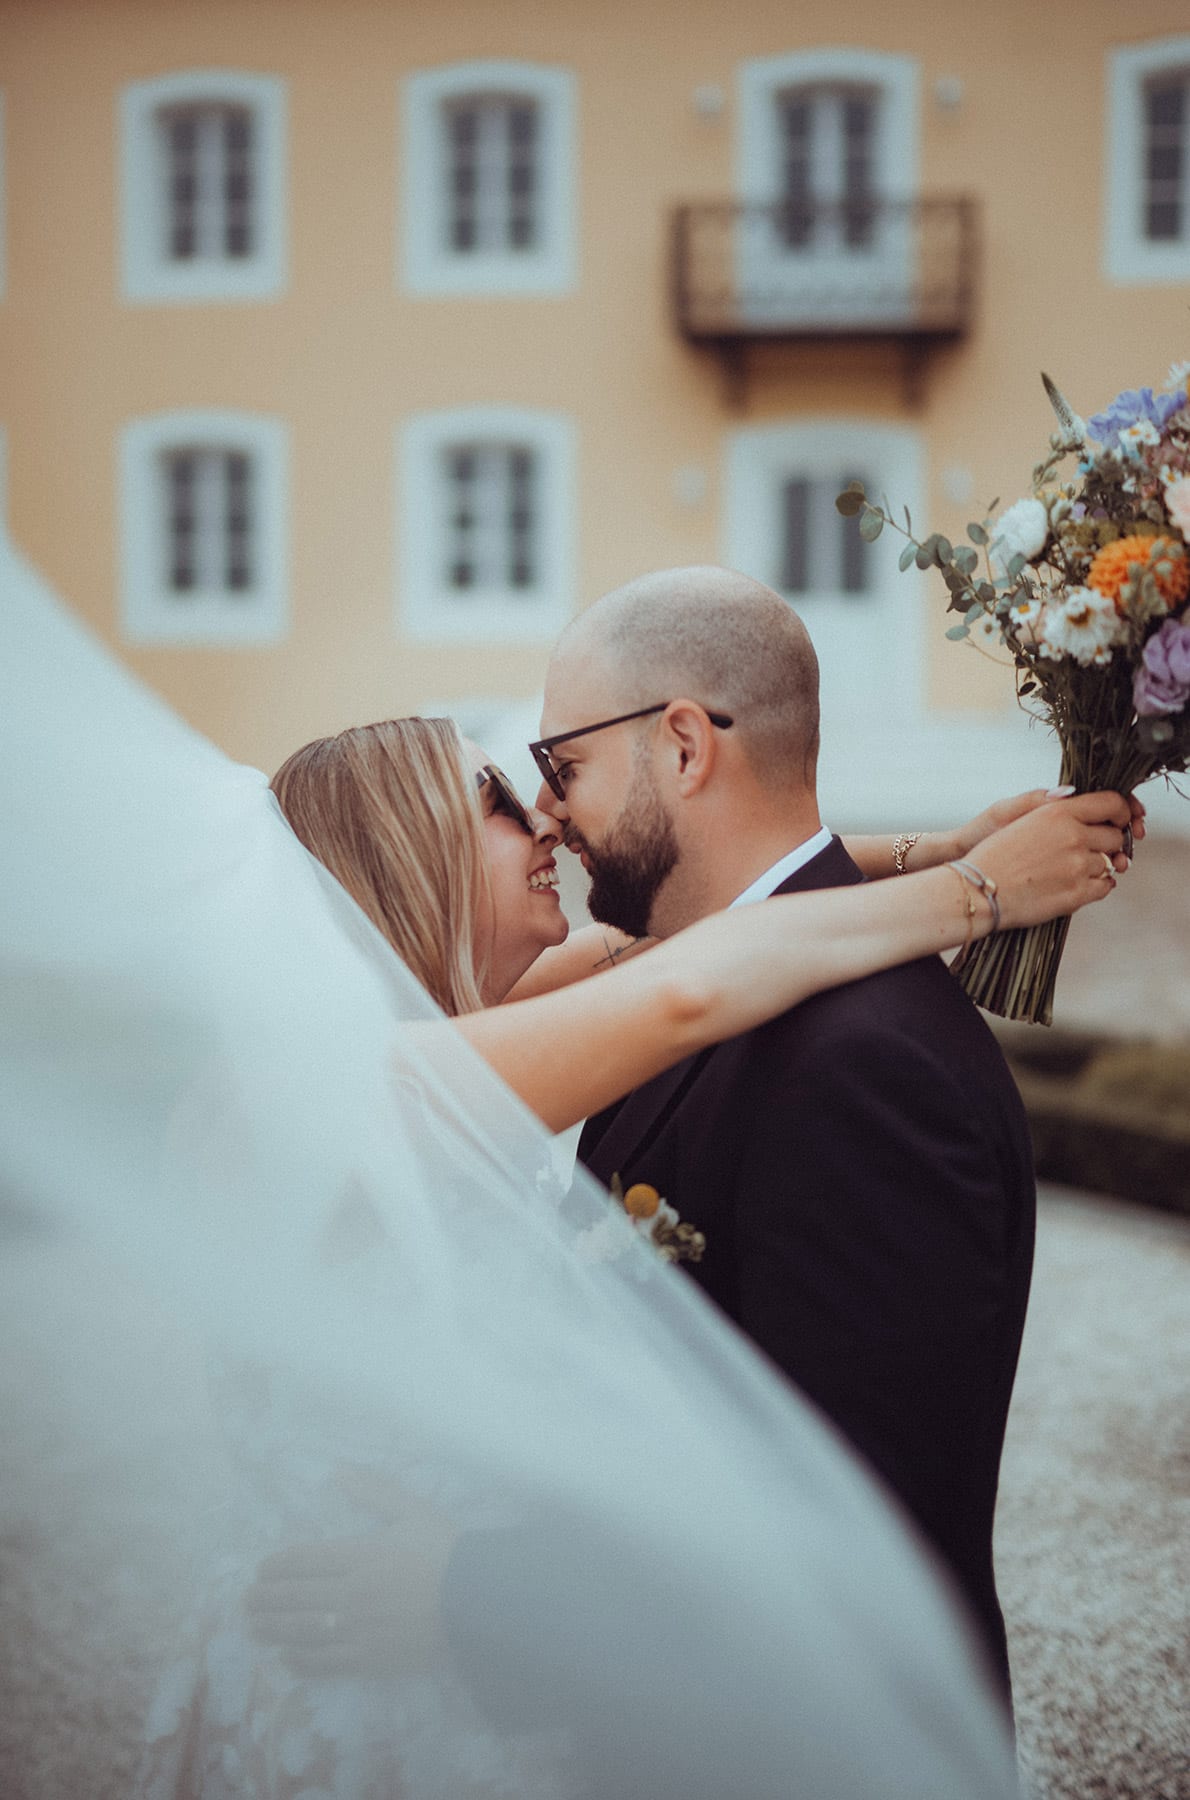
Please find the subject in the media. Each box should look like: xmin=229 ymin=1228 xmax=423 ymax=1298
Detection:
xmin=1088 ymin=387 xmax=1186 ymax=449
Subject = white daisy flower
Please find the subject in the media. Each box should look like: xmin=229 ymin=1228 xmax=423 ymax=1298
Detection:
xmin=1003 ymin=593 xmax=1045 ymax=644
xmin=969 ymin=611 xmax=1004 ymax=650
xmin=1119 ymin=418 xmax=1162 ymax=455
xmin=1166 ymin=360 xmax=1190 ymax=391
xmin=1037 ymin=587 xmax=1124 ymax=666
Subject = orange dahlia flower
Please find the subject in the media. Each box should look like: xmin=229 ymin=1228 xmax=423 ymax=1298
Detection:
xmin=1087 ymin=535 xmax=1190 ymax=611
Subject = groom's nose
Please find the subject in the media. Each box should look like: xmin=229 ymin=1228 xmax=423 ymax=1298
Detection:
xmin=534 ymin=778 xmax=568 ymax=824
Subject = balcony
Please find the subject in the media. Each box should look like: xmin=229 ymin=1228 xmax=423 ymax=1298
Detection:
xmin=671 ymin=197 xmax=978 ymax=403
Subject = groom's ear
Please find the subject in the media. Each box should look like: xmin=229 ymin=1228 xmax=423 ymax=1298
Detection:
xmin=660 ymin=701 xmax=717 ymax=798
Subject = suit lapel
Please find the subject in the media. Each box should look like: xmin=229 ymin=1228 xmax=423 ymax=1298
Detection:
xmin=581 ymin=1044 xmax=710 ymax=1178
xmin=581 ymin=836 xmax=864 ymax=1178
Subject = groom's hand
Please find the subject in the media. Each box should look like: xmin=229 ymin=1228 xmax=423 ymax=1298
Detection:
xmin=959 ymin=786 xmax=1145 ymax=871
xmin=242 ymin=1474 xmax=456 ymax=1680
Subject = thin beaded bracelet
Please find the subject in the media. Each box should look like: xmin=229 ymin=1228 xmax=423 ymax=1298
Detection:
xmin=947 ymin=859 xmax=1002 ymax=937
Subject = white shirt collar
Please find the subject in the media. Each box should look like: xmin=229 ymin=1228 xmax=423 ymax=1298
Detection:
xmin=728 ymin=827 xmax=835 ymax=908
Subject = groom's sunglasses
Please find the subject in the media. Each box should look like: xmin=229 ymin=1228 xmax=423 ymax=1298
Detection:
xmin=476 ymin=764 xmax=535 ymax=835
xmin=529 ymin=704 xmax=734 ymax=803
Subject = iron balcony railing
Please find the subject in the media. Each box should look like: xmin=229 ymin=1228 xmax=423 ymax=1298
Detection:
xmin=672 ymin=197 xmax=978 ymax=342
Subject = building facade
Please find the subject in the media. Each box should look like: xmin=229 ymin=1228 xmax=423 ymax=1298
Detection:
xmin=2 ymin=0 xmax=1189 ymax=825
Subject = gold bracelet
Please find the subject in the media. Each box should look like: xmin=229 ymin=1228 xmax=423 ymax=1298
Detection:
xmin=892 ymin=831 xmax=922 ymax=875
xmin=947 ymin=859 xmax=1001 ymax=940
xmin=948 ymin=863 xmax=980 ymax=949
xmin=950 ymin=859 xmax=1001 ymax=933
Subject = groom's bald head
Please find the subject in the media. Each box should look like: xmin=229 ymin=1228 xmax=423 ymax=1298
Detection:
xmin=553 ymin=567 xmax=820 ymax=790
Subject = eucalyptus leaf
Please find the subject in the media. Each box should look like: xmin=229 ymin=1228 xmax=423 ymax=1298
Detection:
xmin=1007 ymin=553 xmax=1027 ymax=579
xmin=965 ymin=602 xmax=986 ymax=623
xmin=967 ymin=522 xmax=989 ymax=545
xmin=915 ymin=543 xmax=934 ymax=569
xmin=935 ymin=536 xmax=953 ymax=565
xmin=976 ymin=582 xmax=997 ymax=604
xmin=945 ymin=624 xmax=970 ymax=640
xmin=952 ymin=545 xmax=979 ymax=575
xmin=898 ymin=543 xmax=917 ymax=572
xmin=858 ymin=508 xmax=885 ymax=542
xmin=1019 ymin=680 xmax=1037 ymax=695
xmin=835 ymin=487 xmax=866 ymax=518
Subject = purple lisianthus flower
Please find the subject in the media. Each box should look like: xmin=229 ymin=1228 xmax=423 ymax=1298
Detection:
xmin=1133 ymin=616 xmax=1190 ymax=717
xmin=1089 ymin=386 xmax=1186 ymax=449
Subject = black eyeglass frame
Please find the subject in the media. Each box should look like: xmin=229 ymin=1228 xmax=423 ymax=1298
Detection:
xmin=476 ymin=764 xmax=535 ymax=836
xmin=528 ymin=704 xmax=734 ymax=802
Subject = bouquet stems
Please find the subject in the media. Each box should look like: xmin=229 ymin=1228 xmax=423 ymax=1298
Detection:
xmin=950 ymin=914 xmax=1072 ymax=1027
xmin=950 ymin=734 xmax=1160 ymax=1026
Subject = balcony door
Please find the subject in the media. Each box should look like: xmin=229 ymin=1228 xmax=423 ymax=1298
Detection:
xmin=722 ymin=419 xmax=924 ymax=726
xmin=736 ymin=51 xmax=919 ymax=327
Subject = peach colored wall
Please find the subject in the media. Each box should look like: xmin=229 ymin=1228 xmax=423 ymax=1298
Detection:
xmin=2 ymin=0 xmax=1188 ymax=772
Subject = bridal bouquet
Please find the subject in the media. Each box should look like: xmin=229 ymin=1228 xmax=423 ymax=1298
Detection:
xmin=838 ymin=361 xmax=1190 ymax=1024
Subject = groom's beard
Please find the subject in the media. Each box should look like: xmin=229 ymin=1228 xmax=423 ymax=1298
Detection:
xmin=576 ymin=763 xmax=680 ymax=939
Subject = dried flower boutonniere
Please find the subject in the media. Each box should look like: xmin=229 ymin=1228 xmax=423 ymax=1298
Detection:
xmin=611 ymin=1174 xmax=706 ymax=1265
xmin=575 ymin=1175 xmax=706 ymax=1271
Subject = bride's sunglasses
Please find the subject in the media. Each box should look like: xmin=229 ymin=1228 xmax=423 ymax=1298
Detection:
xmin=476 ymin=764 xmax=535 ymax=836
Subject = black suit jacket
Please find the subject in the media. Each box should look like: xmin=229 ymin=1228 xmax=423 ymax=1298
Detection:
xmin=579 ymin=836 xmax=1036 ymax=1695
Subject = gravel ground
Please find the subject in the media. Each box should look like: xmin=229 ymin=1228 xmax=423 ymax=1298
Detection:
xmin=999 ymin=1186 xmax=1190 ymax=1800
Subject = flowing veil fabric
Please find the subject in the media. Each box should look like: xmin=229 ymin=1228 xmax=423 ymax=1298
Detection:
xmin=0 ymin=535 xmax=1021 ymax=1799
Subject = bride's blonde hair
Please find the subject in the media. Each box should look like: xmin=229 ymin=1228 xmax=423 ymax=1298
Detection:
xmin=271 ymin=717 xmax=491 ymax=1016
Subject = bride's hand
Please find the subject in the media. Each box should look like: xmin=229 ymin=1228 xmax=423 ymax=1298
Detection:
xmin=962 ymin=790 xmax=1130 ymax=931
xmin=954 ymin=786 xmax=1145 ymax=873
xmin=242 ymin=1481 xmax=457 ymax=1680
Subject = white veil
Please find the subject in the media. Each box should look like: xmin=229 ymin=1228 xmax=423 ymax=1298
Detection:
xmin=0 ymin=534 xmax=1020 ymax=1800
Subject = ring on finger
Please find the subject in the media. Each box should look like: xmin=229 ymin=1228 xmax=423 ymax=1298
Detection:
xmin=1100 ymin=852 xmax=1115 ymax=878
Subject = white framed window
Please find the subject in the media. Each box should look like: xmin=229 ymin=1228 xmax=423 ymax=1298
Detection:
xmin=735 ymin=50 xmax=919 ymax=325
xmin=119 ymin=71 xmax=287 ymax=303
xmin=775 ymin=470 xmax=874 ymax=596
xmin=722 ymin=419 xmax=924 ymax=723
xmin=1106 ymin=38 xmax=1190 ymax=282
xmin=119 ymin=411 xmax=288 ymax=644
xmin=401 ymin=63 xmax=576 ymax=295
xmin=399 ymin=408 xmax=575 ymax=642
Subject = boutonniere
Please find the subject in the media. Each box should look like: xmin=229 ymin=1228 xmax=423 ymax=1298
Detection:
xmin=576 ymin=1173 xmax=705 ymax=1274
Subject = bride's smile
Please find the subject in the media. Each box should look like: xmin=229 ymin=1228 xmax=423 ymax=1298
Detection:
xmin=468 ymin=742 xmax=569 ymax=1004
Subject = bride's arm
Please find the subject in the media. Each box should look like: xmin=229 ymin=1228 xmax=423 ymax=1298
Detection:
xmin=508 ymin=792 xmax=1147 ymax=1003
xmin=845 ymin=787 xmax=1146 ymax=880
xmin=503 ymin=924 xmax=652 ymax=1001
xmin=454 ymin=792 xmax=1128 ymax=1133
xmin=507 ymin=792 xmax=1147 ymax=1002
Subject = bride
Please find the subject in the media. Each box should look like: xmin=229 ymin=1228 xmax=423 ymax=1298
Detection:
xmin=0 ymin=534 xmax=1127 ymax=1800
xmin=268 ymin=713 xmax=1128 ymax=1129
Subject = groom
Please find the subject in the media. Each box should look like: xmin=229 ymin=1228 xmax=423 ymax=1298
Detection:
xmin=531 ymin=566 xmax=1035 ymax=1702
